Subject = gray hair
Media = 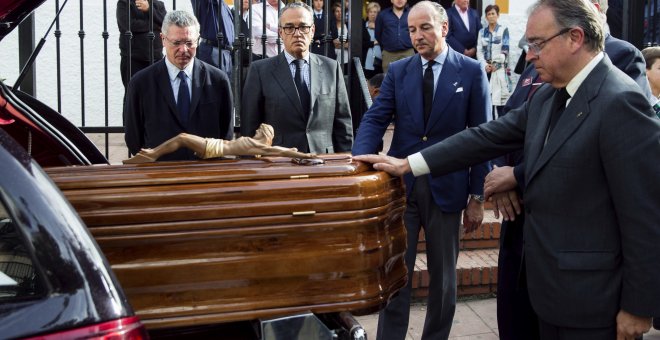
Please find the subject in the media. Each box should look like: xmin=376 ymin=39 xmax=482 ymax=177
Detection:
xmin=529 ymin=0 xmax=604 ymax=52
xmin=161 ymin=10 xmax=200 ymax=37
xmin=280 ymin=2 xmax=314 ymax=24
xmin=411 ymin=1 xmax=448 ymax=25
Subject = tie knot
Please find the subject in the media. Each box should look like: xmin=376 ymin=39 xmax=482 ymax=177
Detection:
xmin=178 ymin=71 xmax=187 ymax=81
xmin=293 ymin=59 xmax=305 ymax=69
xmin=426 ymin=60 xmax=436 ymax=68
xmin=556 ymin=88 xmax=570 ymax=104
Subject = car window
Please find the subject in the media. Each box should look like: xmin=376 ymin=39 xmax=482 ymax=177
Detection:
xmin=0 ymin=199 xmax=43 ymax=300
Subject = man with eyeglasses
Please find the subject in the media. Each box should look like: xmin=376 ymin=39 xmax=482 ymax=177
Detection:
xmin=484 ymin=1 xmax=656 ymax=337
xmin=355 ymin=0 xmax=660 ymax=338
xmin=240 ymin=2 xmax=352 ymax=155
xmin=124 ymin=10 xmax=233 ymax=161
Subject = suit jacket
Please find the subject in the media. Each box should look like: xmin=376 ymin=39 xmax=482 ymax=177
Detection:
xmin=603 ymin=34 xmax=654 ymax=101
xmin=446 ymin=6 xmax=481 ymax=56
xmin=312 ymin=12 xmax=337 ymax=59
xmin=240 ymin=53 xmax=353 ymax=154
xmin=420 ymin=56 xmax=660 ymax=327
xmin=353 ymin=48 xmax=492 ymax=212
xmin=124 ymin=58 xmax=234 ymax=161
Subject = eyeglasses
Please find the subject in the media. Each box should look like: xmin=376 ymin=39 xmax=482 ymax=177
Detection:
xmin=527 ymin=27 xmax=572 ymax=55
xmin=163 ymin=36 xmax=199 ymax=49
xmin=280 ymin=25 xmax=312 ymax=35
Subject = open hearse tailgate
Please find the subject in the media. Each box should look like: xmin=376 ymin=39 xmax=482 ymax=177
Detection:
xmin=45 ymin=155 xmax=408 ymax=330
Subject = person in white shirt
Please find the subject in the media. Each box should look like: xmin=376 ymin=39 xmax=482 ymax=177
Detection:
xmin=250 ymin=0 xmax=283 ymax=58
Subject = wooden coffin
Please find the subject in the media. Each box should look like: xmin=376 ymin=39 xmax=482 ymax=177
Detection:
xmin=45 ymin=155 xmax=407 ymax=330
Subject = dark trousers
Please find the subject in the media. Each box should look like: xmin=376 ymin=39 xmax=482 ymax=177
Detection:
xmin=538 ymin=318 xmax=616 ymax=340
xmin=496 ymin=215 xmax=540 ymax=340
xmin=376 ymin=176 xmax=461 ymax=340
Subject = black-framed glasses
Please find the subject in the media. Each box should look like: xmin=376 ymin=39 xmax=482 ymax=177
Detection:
xmin=527 ymin=27 xmax=572 ymax=55
xmin=163 ymin=36 xmax=199 ymax=49
xmin=280 ymin=25 xmax=312 ymax=35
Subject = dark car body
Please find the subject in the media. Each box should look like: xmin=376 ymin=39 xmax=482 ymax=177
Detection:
xmin=0 ymin=128 xmax=147 ymax=339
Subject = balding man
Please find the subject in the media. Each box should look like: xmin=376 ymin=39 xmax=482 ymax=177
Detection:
xmin=353 ymin=2 xmax=491 ymax=339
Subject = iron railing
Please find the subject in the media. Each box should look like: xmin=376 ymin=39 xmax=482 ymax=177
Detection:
xmin=15 ymin=0 xmax=368 ymax=160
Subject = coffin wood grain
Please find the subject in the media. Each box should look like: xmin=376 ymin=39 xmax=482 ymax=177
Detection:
xmin=47 ymin=156 xmax=407 ymax=330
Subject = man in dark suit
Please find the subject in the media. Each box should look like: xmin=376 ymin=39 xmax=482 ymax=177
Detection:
xmin=353 ymin=2 xmax=491 ymax=339
xmin=124 ymin=10 xmax=233 ymax=161
xmin=240 ymin=2 xmax=352 ymax=154
xmin=492 ymin=14 xmax=654 ymax=340
xmin=446 ymin=0 xmax=481 ymax=58
xmin=355 ymin=0 xmax=660 ymax=338
xmin=310 ymin=0 xmax=337 ymax=59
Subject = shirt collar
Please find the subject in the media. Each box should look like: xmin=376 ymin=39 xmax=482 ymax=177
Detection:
xmin=165 ymin=57 xmax=195 ymax=81
xmin=284 ymin=51 xmax=310 ymax=64
xmin=565 ymin=52 xmax=603 ymax=97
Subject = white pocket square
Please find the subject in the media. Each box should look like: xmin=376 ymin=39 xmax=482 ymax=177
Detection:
xmin=456 ymin=87 xmax=463 ymax=93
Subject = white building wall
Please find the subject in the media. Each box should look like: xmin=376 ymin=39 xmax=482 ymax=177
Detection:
xmin=0 ymin=0 xmax=532 ymax=128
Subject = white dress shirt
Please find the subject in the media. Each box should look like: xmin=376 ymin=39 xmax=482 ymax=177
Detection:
xmin=165 ymin=57 xmax=194 ymax=103
xmin=250 ymin=1 xmax=283 ymax=57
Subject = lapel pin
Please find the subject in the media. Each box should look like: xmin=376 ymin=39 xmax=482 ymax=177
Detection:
xmin=453 ymin=82 xmax=458 ymax=86
xmin=577 ymin=112 xmax=584 ymax=118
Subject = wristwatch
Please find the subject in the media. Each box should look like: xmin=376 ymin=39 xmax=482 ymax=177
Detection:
xmin=469 ymin=194 xmax=485 ymax=203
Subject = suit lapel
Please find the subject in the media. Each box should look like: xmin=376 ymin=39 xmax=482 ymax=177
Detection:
xmin=403 ymin=55 xmax=425 ymax=132
xmin=271 ymin=54 xmax=306 ymax=118
xmin=154 ymin=60 xmax=181 ymax=125
xmin=526 ymin=59 xmax=607 ymax=185
xmin=189 ymin=60 xmax=205 ymax=120
xmin=524 ymin=85 xmax=554 ymax=183
xmin=426 ymin=49 xmax=461 ymax=132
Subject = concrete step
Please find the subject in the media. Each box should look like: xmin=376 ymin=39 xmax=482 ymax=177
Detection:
xmin=411 ymin=248 xmax=499 ymax=299
xmin=413 ymin=207 xmax=502 ymax=299
xmin=417 ymin=210 xmax=502 ymax=252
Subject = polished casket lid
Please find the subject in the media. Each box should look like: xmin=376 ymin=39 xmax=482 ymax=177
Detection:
xmin=46 ymin=155 xmax=408 ymax=330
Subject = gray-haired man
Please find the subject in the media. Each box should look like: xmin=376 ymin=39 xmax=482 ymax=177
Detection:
xmin=124 ymin=10 xmax=234 ymax=161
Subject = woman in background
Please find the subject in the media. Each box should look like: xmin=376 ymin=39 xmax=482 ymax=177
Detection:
xmin=362 ymin=2 xmax=382 ymax=79
xmin=476 ymin=4 xmax=510 ymax=119
xmin=332 ymin=2 xmax=349 ymax=70
xmin=642 ymin=46 xmax=660 ymax=119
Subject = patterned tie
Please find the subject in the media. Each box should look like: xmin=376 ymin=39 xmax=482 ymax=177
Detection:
xmin=423 ymin=60 xmax=436 ymax=126
xmin=177 ymin=71 xmax=191 ymax=124
xmin=294 ymin=59 xmax=311 ymax=115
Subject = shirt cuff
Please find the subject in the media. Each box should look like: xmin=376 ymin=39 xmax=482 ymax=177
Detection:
xmin=408 ymin=152 xmax=430 ymax=177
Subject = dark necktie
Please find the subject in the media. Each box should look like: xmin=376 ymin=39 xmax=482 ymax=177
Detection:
xmin=547 ymin=88 xmax=570 ymax=136
xmin=177 ymin=71 xmax=191 ymax=124
xmin=423 ymin=60 xmax=436 ymax=126
xmin=294 ymin=59 xmax=311 ymax=115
